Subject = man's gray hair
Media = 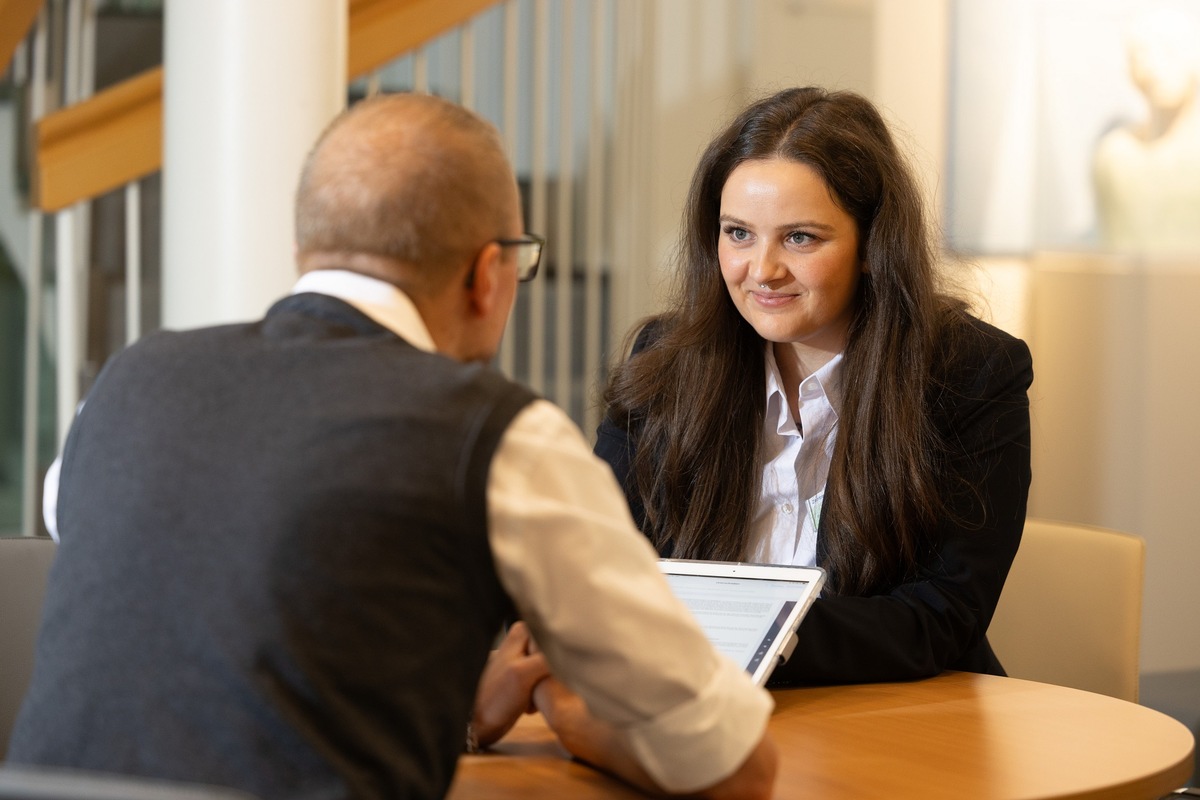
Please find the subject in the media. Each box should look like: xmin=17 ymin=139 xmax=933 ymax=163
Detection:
xmin=295 ymin=93 xmax=516 ymax=287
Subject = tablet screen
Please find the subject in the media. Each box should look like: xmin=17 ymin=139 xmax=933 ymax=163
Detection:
xmin=659 ymin=561 xmax=825 ymax=685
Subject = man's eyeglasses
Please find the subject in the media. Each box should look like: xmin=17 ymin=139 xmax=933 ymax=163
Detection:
xmin=494 ymin=234 xmax=545 ymax=282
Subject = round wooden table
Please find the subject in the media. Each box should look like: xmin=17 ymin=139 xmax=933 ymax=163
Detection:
xmin=448 ymin=671 xmax=1195 ymax=799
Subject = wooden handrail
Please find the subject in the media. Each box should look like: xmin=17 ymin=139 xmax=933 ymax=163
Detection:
xmin=0 ymin=0 xmax=43 ymax=77
xmin=33 ymin=0 xmax=503 ymax=212
xmin=36 ymin=67 xmax=164 ymax=212
xmin=347 ymin=0 xmax=498 ymax=79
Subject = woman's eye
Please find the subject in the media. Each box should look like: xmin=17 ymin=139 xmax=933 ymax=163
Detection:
xmin=723 ymin=226 xmax=750 ymax=242
xmin=787 ymin=231 xmax=816 ymax=246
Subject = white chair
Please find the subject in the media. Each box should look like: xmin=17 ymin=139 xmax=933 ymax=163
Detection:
xmin=987 ymin=518 xmax=1144 ymax=702
xmin=0 ymin=536 xmax=57 ymax=757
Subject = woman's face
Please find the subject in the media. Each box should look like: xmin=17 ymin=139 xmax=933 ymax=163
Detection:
xmin=717 ymin=157 xmax=863 ymax=360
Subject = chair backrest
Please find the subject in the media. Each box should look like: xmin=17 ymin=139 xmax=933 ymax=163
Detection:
xmin=0 ymin=765 xmax=259 ymax=800
xmin=0 ymin=537 xmax=57 ymax=757
xmin=988 ymin=518 xmax=1144 ymax=702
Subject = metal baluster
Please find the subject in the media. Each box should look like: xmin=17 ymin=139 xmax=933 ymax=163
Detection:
xmin=20 ymin=8 xmax=50 ymax=537
xmin=124 ymin=180 xmax=141 ymax=344
xmin=54 ymin=0 xmax=88 ymax=449
xmin=528 ymin=0 xmax=548 ymax=394
xmin=413 ymin=47 xmax=429 ymax=93
xmin=497 ymin=0 xmax=520 ymax=377
xmin=365 ymin=70 xmax=382 ymax=97
xmin=610 ymin=0 xmax=654 ymax=353
xmin=553 ymin=0 xmax=574 ymax=412
xmin=53 ymin=205 xmax=78 ymax=449
xmin=582 ymin=0 xmax=610 ymax=434
xmin=460 ymin=19 xmax=475 ymax=110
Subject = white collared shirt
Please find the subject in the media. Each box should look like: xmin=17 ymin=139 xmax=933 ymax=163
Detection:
xmin=745 ymin=346 xmax=843 ymax=566
xmin=46 ymin=270 xmax=772 ymax=794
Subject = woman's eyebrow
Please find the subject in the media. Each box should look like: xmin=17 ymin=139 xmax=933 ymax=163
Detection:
xmin=719 ymin=213 xmax=836 ymax=233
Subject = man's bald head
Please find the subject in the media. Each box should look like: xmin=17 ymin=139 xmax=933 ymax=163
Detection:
xmin=295 ymin=93 xmax=519 ymax=293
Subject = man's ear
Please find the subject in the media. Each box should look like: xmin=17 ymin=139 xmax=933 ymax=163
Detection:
xmin=466 ymin=242 xmax=504 ymax=318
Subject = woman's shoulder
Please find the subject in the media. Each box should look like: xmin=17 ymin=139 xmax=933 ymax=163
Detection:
xmin=627 ymin=315 xmax=676 ymax=355
xmin=938 ymin=306 xmax=1029 ymax=360
xmin=933 ymin=307 xmax=1033 ymax=392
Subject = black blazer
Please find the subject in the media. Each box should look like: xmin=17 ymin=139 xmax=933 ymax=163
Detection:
xmin=594 ymin=313 xmax=1033 ymax=684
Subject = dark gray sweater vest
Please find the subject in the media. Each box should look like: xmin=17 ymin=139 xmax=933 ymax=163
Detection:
xmin=9 ymin=293 xmax=536 ymax=800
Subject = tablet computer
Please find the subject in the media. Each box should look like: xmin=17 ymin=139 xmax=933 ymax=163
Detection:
xmin=658 ymin=559 xmax=826 ymax=686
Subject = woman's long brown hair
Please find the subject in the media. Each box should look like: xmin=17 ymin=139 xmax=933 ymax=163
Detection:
xmin=603 ymin=87 xmax=965 ymax=595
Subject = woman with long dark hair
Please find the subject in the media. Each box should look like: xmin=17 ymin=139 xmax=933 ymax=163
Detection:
xmin=596 ymin=87 xmax=1033 ymax=684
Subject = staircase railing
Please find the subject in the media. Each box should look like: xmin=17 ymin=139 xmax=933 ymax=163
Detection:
xmin=31 ymin=0 xmax=502 ymax=212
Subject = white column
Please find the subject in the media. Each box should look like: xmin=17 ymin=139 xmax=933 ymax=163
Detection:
xmin=162 ymin=0 xmax=347 ymax=329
